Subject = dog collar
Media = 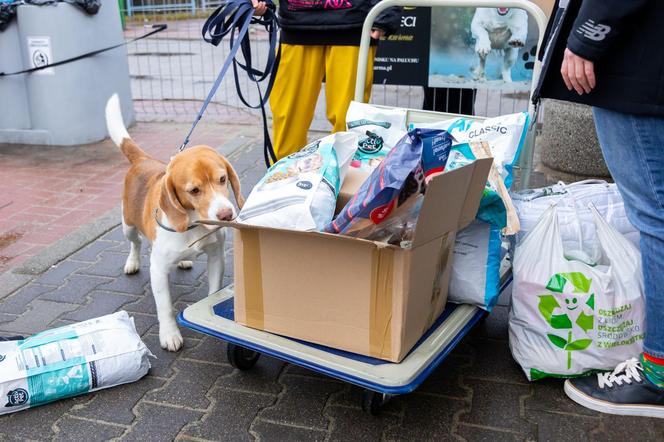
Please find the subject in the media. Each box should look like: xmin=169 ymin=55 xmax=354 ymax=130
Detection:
xmin=154 ymin=209 xmax=198 ymax=233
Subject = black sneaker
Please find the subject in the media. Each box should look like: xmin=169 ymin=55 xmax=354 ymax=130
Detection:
xmin=564 ymin=358 xmax=664 ymax=418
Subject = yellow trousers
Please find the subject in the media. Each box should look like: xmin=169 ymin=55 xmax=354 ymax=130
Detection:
xmin=270 ymin=44 xmax=376 ymax=160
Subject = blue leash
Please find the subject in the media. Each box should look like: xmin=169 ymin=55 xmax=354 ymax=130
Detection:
xmin=180 ymin=0 xmax=280 ymax=167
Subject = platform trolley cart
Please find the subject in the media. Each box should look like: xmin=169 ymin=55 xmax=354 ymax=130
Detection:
xmin=179 ymin=0 xmax=548 ymax=415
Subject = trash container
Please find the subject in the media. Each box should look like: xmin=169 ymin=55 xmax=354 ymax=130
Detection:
xmin=0 ymin=18 xmax=32 ymax=135
xmin=0 ymin=1 xmax=134 ymax=145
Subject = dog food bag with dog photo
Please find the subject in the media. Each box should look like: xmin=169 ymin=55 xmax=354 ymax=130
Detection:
xmin=0 ymin=311 xmax=152 ymax=415
xmin=326 ymin=128 xmax=453 ymax=239
xmin=345 ymin=101 xmax=408 ymax=172
xmin=412 ymin=111 xmax=528 ymax=188
xmin=509 ymin=206 xmax=645 ymax=381
xmin=238 ymin=132 xmax=358 ymax=231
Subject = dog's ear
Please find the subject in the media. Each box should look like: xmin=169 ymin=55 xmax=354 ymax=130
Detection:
xmin=220 ymin=156 xmax=245 ymax=210
xmin=159 ymin=173 xmax=190 ymax=232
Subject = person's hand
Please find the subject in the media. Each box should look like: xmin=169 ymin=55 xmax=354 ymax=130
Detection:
xmin=371 ymin=28 xmax=385 ymax=39
xmin=252 ymin=0 xmax=267 ymax=16
xmin=561 ymin=48 xmax=596 ymax=95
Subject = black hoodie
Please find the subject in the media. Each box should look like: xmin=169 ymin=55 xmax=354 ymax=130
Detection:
xmin=278 ymin=0 xmax=402 ymax=45
xmin=534 ymin=0 xmax=664 ymax=116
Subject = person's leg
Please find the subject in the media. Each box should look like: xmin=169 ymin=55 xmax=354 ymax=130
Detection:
xmin=564 ymin=107 xmax=664 ymax=417
xmin=324 ymin=45 xmax=376 ymax=133
xmin=269 ymin=44 xmax=325 ymax=160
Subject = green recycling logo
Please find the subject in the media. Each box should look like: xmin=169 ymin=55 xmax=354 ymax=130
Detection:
xmin=538 ymin=272 xmax=595 ymax=370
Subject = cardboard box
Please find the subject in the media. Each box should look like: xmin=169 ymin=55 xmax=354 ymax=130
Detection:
xmin=226 ymin=158 xmax=492 ymax=362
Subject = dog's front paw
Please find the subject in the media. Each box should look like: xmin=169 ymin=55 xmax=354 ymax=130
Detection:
xmin=124 ymin=257 xmax=140 ymax=275
xmin=159 ymin=324 xmax=184 ymax=352
xmin=177 ymin=260 xmax=193 ymax=270
xmin=475 ymin=40 xmax=491 ymax=57
xmin=508 ymin=39 xmax=525 ymax=48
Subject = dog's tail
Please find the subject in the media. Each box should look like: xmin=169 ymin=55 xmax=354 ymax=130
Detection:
xmin=105 ymin=94 xmax=148 ymax=164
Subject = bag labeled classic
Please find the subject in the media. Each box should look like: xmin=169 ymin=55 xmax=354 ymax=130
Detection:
xmin=509 ymin=206 xmax=645 ymax=380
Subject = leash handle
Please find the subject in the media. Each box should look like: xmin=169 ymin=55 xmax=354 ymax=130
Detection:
xmin=0 ymin=24 xmax=167 ymax=77
xmin=179 ymin=0 xmax=280 ymax=167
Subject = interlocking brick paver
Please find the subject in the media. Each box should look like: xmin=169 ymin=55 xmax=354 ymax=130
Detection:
xmin=183 ymin=388 xmax=275 ymax=441
xmin=465 ymin=337 xmax=529 ymax=384
xmin=141 ymin=334 xmax=195 ymax=378
xmin=130 ymin=313 xmax=160 ymax=337
xmin=61 ymin=290 xmax=136 ymax=322
xmin=34 ymin=260 xmax=91 ymax=286
xmin=146 ymin=360 xmax=233 ymax=409
xmin=383 ymin=394 xmax=466 ymax=440
xmin=459 ymin=378 xmax=536 ymax=437
xmin=0 ymin=396 xmax=89 ymax=441
xmin=455 ymin=425 xmax=525 ymax=442
xmin=525 ymin=378 xmax=599 ymax=417
xmin=473 ymin=305 xmax=510 ymax=340
xmin=70 ymin=240 xmax=120 ymax=263
xmin=120 ymin=402 xmax=203 ymax=442
xmin=77 ymin=251 xmax=146 ymax=279
xmin=71 ymin=377 xmax=165 ymax=425
xmin=326 ymin=405 xmax=399 ymax=442
xmin=251 ymin=420 xmax=328 ymax=442
xmin=592 ymin=415 xmax=664 ymax=441
xmin=0 ymin=283 xmax=56 ymax=315
xmin=0 ymin=299 xmax=78 ymax=334
xmin=54 ymin=417 xmax=126 ymax=441
xmin=328 ymin=386 xmax=401 ymax=416
xmin=39 ymin=274 xmax=111 ymax=304
xmin=216 ymin=356 xmax=285 ymax=396
xmin=182 ymin=336 xmax=229 ymax=363
xmin=528 ymin=410 xmax=599 ymax=442
xmin=259 ymin=375 xmax=343 ymax=430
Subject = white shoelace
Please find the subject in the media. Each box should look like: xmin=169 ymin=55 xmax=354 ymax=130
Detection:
xmin=597 ymin=358 xmax=644 ymax=388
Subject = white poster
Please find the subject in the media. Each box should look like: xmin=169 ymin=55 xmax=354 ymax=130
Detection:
xmin=27 ymin=36 xmax=54 ymax=75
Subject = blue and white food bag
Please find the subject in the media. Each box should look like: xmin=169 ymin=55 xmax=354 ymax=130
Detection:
xmin=238 ymin=132 xmax=358 ymax=231
xmin=0 ymin=311 xmax=151 ymax=415
xmin=413 ymin=113 xmax=528 ymax=310
xmin=411 ymin=111 xmax=528 ymax=188
xmin=345 ymin=102 xmax=408 ymax=172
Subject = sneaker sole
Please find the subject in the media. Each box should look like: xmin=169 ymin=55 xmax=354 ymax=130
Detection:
xmin=564 ymin=380 xmax=664 ymax=418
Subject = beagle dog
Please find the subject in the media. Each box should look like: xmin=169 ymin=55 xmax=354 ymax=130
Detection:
xmin=105 ymin=94 xmax=244 ymax=351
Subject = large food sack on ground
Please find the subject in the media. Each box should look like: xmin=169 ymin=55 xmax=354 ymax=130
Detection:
xmin=411 ymin=111 xmax=528 ymax=188
xmin=326 ymin=128 xmax=453 ymax=241
xmin=1 ymin=311 xmax=151 ymax=415
xmin=345 ymin=102 xmax=408 ymax=172
xmin=512 ymin=180 xmax=639 ymax=262
xmin=509 ymin=206 xmax=645 ymax=381
xmin=448 ymin=221 xmax=503 ymax=310
xmin=238 ymin=132 xmax=357 ymax=231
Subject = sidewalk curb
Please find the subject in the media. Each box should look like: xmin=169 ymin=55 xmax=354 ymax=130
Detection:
xmin=0 ymin=134 xmax=256 ymax=301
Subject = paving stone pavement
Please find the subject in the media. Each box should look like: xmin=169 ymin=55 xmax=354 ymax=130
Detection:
xmin=0 ymin=138 xmax=662 ymax=442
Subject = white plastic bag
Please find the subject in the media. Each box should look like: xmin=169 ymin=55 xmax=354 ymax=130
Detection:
xmin=512 ymin=180 xmax=639 ymax=259
xmin=345 ymin=102 xmax=408 ymax=172
xmin=238 ymin=132 xmax=358 ymax=231
xmin=0 ymin=311 xmax=152 ymax=415
xmin=509 ymin=206 xmax=645 ymax=380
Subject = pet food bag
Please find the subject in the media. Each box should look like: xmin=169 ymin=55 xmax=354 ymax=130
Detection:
xmin=345 ymin=101 xmax=408 ymax=172
xmin=0 ymin=311 xmax=152 ymax=415
xmin=412 ymin=111 xmax=528 ymax=187
xmin=512 ymin=180 xmax=639 ymax=262
xmin=509 ymin=206 xmax=645 ymax=381
xmin=238 ymin=132 xmax=358 ymax=231
xmin=448 ymin=220 xmax=503 ymax=310
xmin=325 ymin=128 xmax=453 ymax=241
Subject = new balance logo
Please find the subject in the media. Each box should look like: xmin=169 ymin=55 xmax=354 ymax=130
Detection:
xmin=577 ymin=19 xmax=611 ymax=41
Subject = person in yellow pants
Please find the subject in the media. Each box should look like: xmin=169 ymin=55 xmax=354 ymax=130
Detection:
xmin=255 ymin=0 xmax=402 ymax=160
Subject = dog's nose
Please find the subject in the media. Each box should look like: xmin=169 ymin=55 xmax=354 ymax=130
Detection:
xmin=216 ymin=207 xmax=233 ymax=221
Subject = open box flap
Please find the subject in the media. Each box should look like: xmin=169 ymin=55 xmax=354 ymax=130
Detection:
xmin=195 ymin=219 xmax=402 ymax=250
xmin=412 ymin=157 xmax=492 ymax=248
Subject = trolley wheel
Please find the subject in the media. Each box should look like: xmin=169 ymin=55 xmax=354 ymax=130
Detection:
xmin=361 ymin=390 xmax=391 ymax=415
xmin=227 ymin=343 xmax=261 ymax=370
